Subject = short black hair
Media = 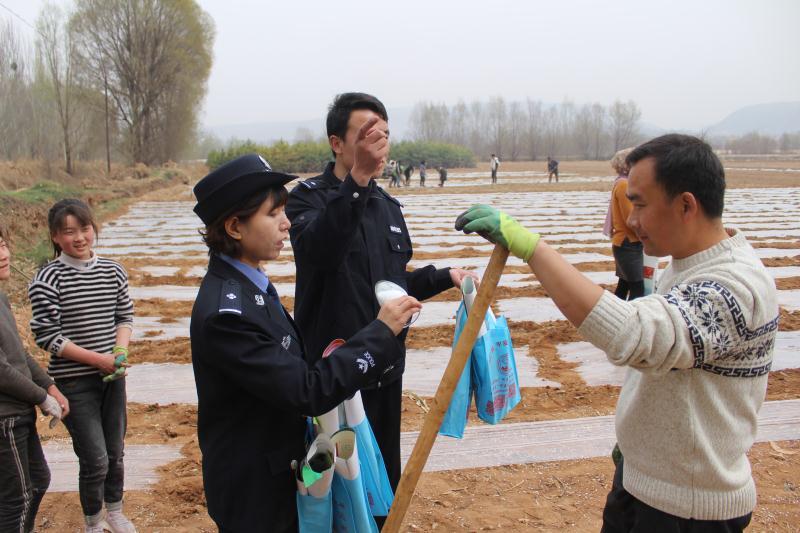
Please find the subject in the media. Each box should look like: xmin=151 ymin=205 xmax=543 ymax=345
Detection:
xmin=200 ymin=186 xmax=288 ymax=258
xmin=326 ymin=93 xmax=388 ymax=157
xmin=626 ymin=134 xmax=725 ymax=218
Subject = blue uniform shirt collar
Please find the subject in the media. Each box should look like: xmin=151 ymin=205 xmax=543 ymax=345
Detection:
xmin=219 ymin=254 xmax=270 ymax=293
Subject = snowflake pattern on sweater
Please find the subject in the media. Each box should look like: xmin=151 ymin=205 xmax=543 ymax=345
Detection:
xmin=665 ymin=280 xmax=778 ymax=377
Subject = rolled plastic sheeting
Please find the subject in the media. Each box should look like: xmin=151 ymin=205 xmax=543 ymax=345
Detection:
xmin=461 ymin=276 xmax=487 ymax=336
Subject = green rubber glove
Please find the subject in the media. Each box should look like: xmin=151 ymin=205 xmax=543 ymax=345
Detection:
xmin=102 ymin=353 xmax=128 ymax=383
xmin=455 ymin=204 xmax=541 ymax=261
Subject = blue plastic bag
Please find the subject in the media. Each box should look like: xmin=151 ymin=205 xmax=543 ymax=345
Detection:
xmin=439 ymin=301 xmax=473 ymax=438
xmin=297 ymin=491 xmax=333 ymax=533
xmin=350 ymin=417 xmax=394 ymax=517
xmin=296 ymin=429 xmax=336 ymax=533
xmin=472 ymin=314 xmax=521 ymax=424
xmin=330 ymin=428 xmax=378 ymax=533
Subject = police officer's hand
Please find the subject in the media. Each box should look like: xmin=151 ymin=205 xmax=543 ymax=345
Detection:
xmin=377 ymin=296 xmax=422 ymax=335
xmin=449 ymin=268 xmax=480 ymax=289
xmin=351 ymin=116 xmax=389 ymax=186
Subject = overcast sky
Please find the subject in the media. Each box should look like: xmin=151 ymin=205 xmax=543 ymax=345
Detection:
xmin=3 ymin=0 xmax=799 ymax=132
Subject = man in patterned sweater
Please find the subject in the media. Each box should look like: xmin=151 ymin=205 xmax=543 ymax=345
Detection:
xmin=455 ymin=134 xmax=777 ymax=531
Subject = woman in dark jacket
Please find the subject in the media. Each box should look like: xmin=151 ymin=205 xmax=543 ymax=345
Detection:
xmin=190 ymin=154 xmax=420 ymax=532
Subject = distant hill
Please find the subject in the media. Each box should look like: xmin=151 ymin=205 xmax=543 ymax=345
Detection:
xmin=706 ymin=102 xmax=800 ymax=136
xmin=209 ymin=107 xmax=413 ymax=144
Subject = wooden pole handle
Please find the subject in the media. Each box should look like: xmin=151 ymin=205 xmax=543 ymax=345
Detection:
xmin=383 ymin=244 xmax=509 ymax=532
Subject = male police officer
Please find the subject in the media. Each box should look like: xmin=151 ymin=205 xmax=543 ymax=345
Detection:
xmin=286 ymin=93 xmax=476 ymax=504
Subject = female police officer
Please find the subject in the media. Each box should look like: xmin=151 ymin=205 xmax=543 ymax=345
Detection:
xmin=190 ymin=154 xmax=421 ymax=532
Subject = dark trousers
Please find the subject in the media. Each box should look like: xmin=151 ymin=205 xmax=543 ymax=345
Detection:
xmin=491 ymin=168 xmax=497 ymax=183
xmin=0 ymin=412 xmax=50 ymax=533
xmin=57 ymin=374 xmax=127 ymax=516
xmin=614 ymin=279 xmax=645 ymax=301
xmin=602 ymin=458 xmax=752 ymax=533
xmin=361 ymin=377 xmax=402 ymax=528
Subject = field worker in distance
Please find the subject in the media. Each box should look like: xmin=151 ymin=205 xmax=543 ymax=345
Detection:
xmin=28 ymin=198 xmax=136 ymax=533
xmin=490 ymin=153 xmax=500 ymax=184
xmin=604 ymin=147 xmax=644 ymax=301
xmin=418 ymin=159 xmax=427 ymax=187
xmin=403 ymin=163 xmax=413 ymax=187
xmin=285 ymin=92 xmax=477 ymax=526
xmin=547 ymin=155 xmax=559 ymax=183
xmin=438 ymin=165 xmax=448 ymax=187
xmin=0 ymin=223 xmax=69 ymax=532
xmin=190 ymin=154 xmax=421 ymax=532
xmin=455 ymin=134 xmax=777 ymax=532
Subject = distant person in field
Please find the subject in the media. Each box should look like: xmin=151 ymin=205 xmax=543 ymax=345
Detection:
xmin=387 ymin=159 xmax=399 ymax=188
xmin=438 ymin=166 xmax=448 ymax=187
xmin=603 ymin=147 xmax=644 ymax=301
xmin=404 ymin=163 xmax=413 ymax=187
xmin=394 ymin=160 xmax=404 ymax=188
xmin=419 ymin=160 xmax=427 ymax=187
xmin=456 ymin=134 xmax=776 ymax=532
xmin=547 ymin=156 xmax=559 ymax=183
xmin=490 ymin=153 xmax=500 ymax=184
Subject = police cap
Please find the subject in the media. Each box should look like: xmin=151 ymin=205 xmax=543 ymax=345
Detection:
xmin=193 ymin=154 xmax=298 ymax=225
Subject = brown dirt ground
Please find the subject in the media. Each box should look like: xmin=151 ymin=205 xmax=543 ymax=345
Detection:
xmin=14 ymin=159 xmax=800 ymax=531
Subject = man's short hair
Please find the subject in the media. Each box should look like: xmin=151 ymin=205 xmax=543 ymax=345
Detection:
xmin=626 ymin=134 xmax=725 ymax=218
xmin=326 ymin=92 xmax=388 ymax=142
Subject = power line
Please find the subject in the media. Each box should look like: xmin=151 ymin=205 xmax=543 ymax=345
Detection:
xmin=0 ymin=1 xmax=37 ymax=32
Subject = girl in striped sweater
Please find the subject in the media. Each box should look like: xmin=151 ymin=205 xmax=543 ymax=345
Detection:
xmin=29 ymin=199 xmax=136 ymax=533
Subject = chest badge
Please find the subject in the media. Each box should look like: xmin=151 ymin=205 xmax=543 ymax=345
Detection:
xmin=226 ymin=293 xmax=237 ymax=300
xmin=255 ymin=294 xmax=265 ymax=306
xmin=389 ymin=225 xmax=402 ymax=234
xmin=281 ymin=335 xmax=291 ymax=350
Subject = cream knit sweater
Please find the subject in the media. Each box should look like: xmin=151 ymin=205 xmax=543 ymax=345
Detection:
xmin=578 ymin=229 xmax=778 ymax=520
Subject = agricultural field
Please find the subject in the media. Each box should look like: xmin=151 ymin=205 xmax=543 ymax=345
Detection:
xmin=21 ymin=159 xmax=799 ymax=531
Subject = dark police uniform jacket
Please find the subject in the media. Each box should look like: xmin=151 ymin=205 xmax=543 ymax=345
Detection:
xmin=286 ymin=162 xmax=454 ymax=387
xmin=190 ymin=255 xmax=401 ymax=532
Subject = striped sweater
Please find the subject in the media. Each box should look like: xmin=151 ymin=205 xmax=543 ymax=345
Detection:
xmin=28 ymin=253 xmax=134 ymax=379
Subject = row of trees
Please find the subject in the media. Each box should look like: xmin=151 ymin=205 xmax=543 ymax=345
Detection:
xmin=0 ymin=0 xmax=214 ymax=172
xmin=409 ymin=97 xmax=643 ymax=161
xmin=207 ymin=139 xmax=475 ymax=173
xmin=717 ymin=131 xmax=800 ymax=155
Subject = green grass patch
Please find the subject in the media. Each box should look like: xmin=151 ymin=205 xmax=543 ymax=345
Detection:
xmin=0 ymin=180 xmax=83 ymax=204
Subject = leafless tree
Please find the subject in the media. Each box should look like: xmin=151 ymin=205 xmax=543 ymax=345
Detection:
xmin=574 ymin=104 xmax=594 ymax=159
xmin=609 ymin=99 xmax=641 ymax=152
xmin=507 ymin=101 xmax=525 ymax=161
xmin=487 ymin=96 xmax=507 ymax=157
xmin=71 ymin=0 xmax=214 ymax=165
xmin=36 ymin=2 xmax=79 ymax=174
xmin=447 ymin=100 xmax=469 ymax=147
xmin=590 ymin=103 xmax=607 ymax=159
xmin=525 ymin=98 xmax=543 ymax=160
xmin=0 ymin=19 xmax=35 ymax=159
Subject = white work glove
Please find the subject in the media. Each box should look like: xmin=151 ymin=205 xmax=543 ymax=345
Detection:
xmin=39 ymin=394 xmax=62 ymax=428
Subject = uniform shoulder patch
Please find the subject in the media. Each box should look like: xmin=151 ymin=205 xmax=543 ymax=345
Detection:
xmin=218 ymin=279 xmax=242 ymax=315
xmin=299 ymin=178 xmax=329 ymax=190
xmin=376 ymin=186 xmax=403 ymax=207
